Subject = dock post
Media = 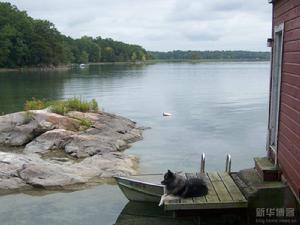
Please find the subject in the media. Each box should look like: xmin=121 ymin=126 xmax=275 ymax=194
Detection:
xmin=200 ymin=153 xmax=205 ymax=174
xmin=225 ymin=154 xmax=231 ymax=173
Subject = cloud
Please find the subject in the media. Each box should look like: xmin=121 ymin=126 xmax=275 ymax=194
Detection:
xmin=5 ymin=0 xmax=272 ymax=51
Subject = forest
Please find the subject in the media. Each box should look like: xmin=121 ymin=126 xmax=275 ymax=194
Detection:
xmin=148 ymin=50 xmax=271 ymax=61
xmin=0 ymin=2 xmax=150 ymax=68
xmin=0 ymin=2 xmax=270 ymax=68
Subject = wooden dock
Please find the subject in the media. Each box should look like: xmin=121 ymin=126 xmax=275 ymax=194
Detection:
xmin=164 ymin=172 xmax=248 ymax=211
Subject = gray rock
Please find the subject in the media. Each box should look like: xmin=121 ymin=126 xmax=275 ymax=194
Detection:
xmin=0 ymin=111 xmax=66 ymax=146
xmin=64 ymin=134 xmax=113 ymax=158
xmin=73 ymin=153 xmax=138 ymax=177
xmin=0 ymin=151 xmax=138 ymax=190
xmin=0 ymin=110 xmax=145 ymax=193
xmin=61 ymin=111 xmax=142 ymax=158
xmin=31 ymin=110 xmax=81 ymax=131
xmin=0 ymin=112 xmax=39 ymax=146
xmin=0 ymin=177 xmax=30 ymax=192
xmin=18 ymin=163 xmax=87 ymax=188
xmin=0 ymin=152 xmax=38 ymax=192
xmin=24 ymin=129 xmax=75 ymax=154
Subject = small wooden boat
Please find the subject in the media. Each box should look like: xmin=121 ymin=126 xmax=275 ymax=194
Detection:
xmin=114 ymin=174 xmax=164 ymax=203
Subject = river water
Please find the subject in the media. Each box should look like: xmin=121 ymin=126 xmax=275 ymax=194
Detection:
xmin=0 ymin=62 xmax=270 ymax=225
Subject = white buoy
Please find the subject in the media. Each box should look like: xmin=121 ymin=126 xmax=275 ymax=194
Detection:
xmin=163 ymin=112 xmax=172 ymax=116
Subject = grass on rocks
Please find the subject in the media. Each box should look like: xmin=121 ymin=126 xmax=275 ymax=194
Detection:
xmin=24 ymin=97 xmax=99 ymax=115
xmin=23 ymin=111 xmax=34 ymax=124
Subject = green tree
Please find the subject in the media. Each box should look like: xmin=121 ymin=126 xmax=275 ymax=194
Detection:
xmin=131 ymin=52 xmax=137 ymax=62
xmin=79 ymin=51 xmax=89 ymax=63
xmin=0 ymin=2 xmax=151 ymax=68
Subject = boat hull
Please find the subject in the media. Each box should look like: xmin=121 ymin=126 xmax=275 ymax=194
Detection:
xmin=115 ymin=175 xmax=164 ymax=203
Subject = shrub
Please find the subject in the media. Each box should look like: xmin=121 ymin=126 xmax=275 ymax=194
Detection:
xmin=90 ymin=99 xmax=99 ymax=112
xmin=23 ymin=97 xmax=99 ymax=115
xmin=66 ymin=97 xmax=90 ymax=112
xmin=79 ymin=117 xmax=92 ymax=128
xmin=24 ymin=98 xmax=45 ymax=111
xmin=49 ymin=101 xmax=68 ymax=115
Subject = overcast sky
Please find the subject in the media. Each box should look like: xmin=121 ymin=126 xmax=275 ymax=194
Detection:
xmin=6 ymin=0 xmax=272 ymax=51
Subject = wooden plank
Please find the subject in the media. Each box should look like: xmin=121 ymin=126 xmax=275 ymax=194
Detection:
xmin=275 ymin=5 xmax=300 ymax=25
xmin=284 ymin=40 xmax=300 ymax=53
xmin=166 ymin=196 xmax=180 ymax=204
xmin=274 ymin=0 xmax=289 ymax=11
xmin=286 ymin=17 xmax=300 ymax=31
xmin=284 ymin=52 xmax=300 ymax=64
xmin=185 ymin=173 xmax=207 ymax=203
xmin=278 ymin=142 xmax=300 ymax=174
xmin=274 ymin=0 xmax=300 ymax=19
xmin=164 ymin=201 xmax=248 ymax=211
xmin=282 ymin=73 xmax=300 ymax=88
xmin=281 ymin=82 xmax=300 ymax=100
xmin=280 ymin=119 xmax=300 ymax=146
xmin=196 ymin=172 xmax=219 ymax=203
xmin=218 ymin=172 xmax=246 ymax=202
xmin=179 ymin=197 xmax=194 ymax=204
xmin=283 ymin=63 xmax=300 ymax=75
xmin=281 ymin=112 xmax=300 ymax=135
xmin=193 ymin=196 xmax=206 ymax=204
xmin=279 ymin=132 xmax=300 ymax=160
xmin=207 ymin=172 xmax=233 ymax=203
xmin=281 ymin=103 xmax=300 ymax=126
xmin=278 ymin=151 xmax=300 ymax=195
xmin=285 ymin=29 xmax=300 ymax=42
xmin=281 ymin=93 xmax=300 ymax=113
xmin=208 ymin=171 xmax=222 ymax=181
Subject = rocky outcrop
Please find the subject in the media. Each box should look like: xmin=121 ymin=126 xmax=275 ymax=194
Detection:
xmin=0 ymin=109 xmax=144 ymax=193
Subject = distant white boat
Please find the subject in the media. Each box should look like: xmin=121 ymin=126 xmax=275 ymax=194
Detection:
xmin=163 ymin=112 xmax=172 ymax=116
xmin=79 ymin=64 xmax=86 ymax=68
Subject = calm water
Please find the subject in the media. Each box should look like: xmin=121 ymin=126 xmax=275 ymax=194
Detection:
xmin=0 ymin=62 xmax=270 ymax=225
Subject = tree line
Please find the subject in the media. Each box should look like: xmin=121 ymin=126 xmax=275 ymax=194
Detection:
xmin=0 ymin=2 xmax=271 ymax=68
xmin=148 ymin=50 xmax=271 ymax=61
xmin=0 ymin=2 xmax=150 ymax=68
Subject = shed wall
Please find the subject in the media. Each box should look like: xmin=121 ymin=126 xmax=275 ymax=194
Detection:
xmin=272 ymin=0 xmax=300 ymax=199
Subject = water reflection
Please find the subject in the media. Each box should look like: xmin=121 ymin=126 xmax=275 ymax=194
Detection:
xmin=115 ymin=201 xmax=196 ymax=225
xmin=0 ymin=70 xmax=70 ymax=114
xmin=114 ymin=201 xmax=247 ymax=225
xmin=0 ymin=63 xmax=148 ymax=114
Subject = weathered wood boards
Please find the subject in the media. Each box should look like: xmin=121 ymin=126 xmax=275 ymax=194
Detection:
xmin=164 ymin=172 xmax=247 ymax=211
xmin=272 ymin=0 xmax=300 ymax=200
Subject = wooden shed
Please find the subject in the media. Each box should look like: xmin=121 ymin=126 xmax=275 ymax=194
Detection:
xmin=267 ymin=0 xmax=300 ymax=201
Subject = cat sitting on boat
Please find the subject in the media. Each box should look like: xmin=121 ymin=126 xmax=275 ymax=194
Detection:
xmin=159 ymin=170 xmax=208 ymax=206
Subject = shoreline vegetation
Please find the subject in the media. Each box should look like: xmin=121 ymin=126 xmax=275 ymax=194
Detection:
xmin=148 ymin=50 xmax=271 ymax=62
xmin=0 ymin=97 xmax=145 ymax=194
xmin=0 ymin=59 xmax=271 ymax=73
xmin=24 ymin=97 xmax=99 ymax=115
xmin=0 ymin=2 xmax=270 ymax=71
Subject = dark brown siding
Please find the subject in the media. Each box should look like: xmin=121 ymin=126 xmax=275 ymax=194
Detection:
xmin=272 ymin=0 xmax=300 ymax=199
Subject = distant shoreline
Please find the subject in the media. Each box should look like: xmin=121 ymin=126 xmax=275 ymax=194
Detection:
xmin=0 ymin=59 xmax=270 ymax=72
xmin=145 ymin=59 xmax=270 ymax=63
xmin=0 ymin=65 xmax=71 ymax=73
xmin=79 ymin=59 xmax=271 ymax=67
